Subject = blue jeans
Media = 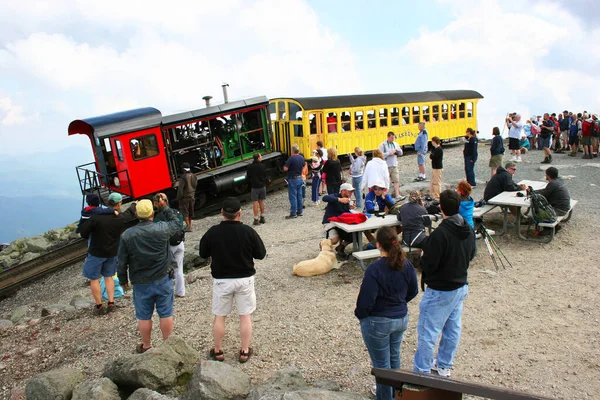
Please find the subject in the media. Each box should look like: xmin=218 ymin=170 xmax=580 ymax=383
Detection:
xmin=464 ymin=156 xmax=476 ymax=186
xmin=351 ymin=176 xmax=363 ymax=208
xmin=287 ymin=177 xmax=303 ymax=216
xmin=413 ymin=285 xmax=468 ymax=373
xmin=301 ymin=180 xmax=306 ymax=202
xmin=311 ymin=176 xmax=321 ymax=202
xmin=360 ymin=315 xmax=409 ymax=400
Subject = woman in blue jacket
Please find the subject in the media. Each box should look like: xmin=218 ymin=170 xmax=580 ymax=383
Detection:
xmin=355 ymin=226 xmax=419 ymax=399
xmin=463 ymin=128 xmax=478 ymax=186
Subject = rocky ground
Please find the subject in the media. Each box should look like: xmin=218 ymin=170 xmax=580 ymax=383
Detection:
xmin=1 ymin=143 xmax=599 ymax=400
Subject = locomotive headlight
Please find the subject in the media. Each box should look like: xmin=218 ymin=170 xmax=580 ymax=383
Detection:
xmin=113 ymin=177 xmax=121 ymax=187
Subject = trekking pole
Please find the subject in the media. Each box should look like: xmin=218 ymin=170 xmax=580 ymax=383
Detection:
xmin=485 ymin=228 xmax=513 ymax=269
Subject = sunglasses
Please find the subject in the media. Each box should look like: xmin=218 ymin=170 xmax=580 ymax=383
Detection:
xmin=508 ymin=167 xmax=517 ymax=171
xmin=373 ymin=187 xmax=385 ymax=191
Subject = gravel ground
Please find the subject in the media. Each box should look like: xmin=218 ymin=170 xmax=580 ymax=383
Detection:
xmin=1 ymin=142 xmax=599 ymax=400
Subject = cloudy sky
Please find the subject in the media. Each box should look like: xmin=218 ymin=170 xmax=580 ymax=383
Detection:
xmin=1 ymin=0 xmax=600 ymax=156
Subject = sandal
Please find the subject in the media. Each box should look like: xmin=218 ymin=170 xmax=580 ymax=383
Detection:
xmin=136 ymin=343 xmax=151 ymax=354
xmin=209 ymin=348 xmax=224 ymax=362
xmin=239 ymin=347 xmax=253 ymax=363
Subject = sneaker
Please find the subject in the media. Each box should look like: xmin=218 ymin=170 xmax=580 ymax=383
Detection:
xmin=297 ymin=213 xmax=304 ymax=217
xmin=549 ymin=155 xmax=553 ymax=162
xmin=93 ymin=304 xmax=107 ymax=316
xmin=253 ymin=219 xmax=260 ymax=226
xmin=370 ymin=383 xmax=377 ymax=396
xmin=259 ymin=216 xmax=266 ymax=224
xmin=541 ymin=158 xmax=550 ymax=164
xmin=284 ymin=214 xmax=297 ymax=219
xmin=394 ymin=195 xmax=407 ymax=202
xmin=431 ymin=359 xmax=451 ymax=377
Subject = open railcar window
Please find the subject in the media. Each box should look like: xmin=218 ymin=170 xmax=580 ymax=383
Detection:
xmin=131 ymin=134 xmax=160 ymax=161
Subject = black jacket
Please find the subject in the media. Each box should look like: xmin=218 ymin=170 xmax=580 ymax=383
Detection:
xmin=246 ymin=161 xmax=268 ymax=189
xmin=322 ymin=159 xmax=342 ymax=186
xmin=429 ymin=146 xmax=443 ymax=169
xmin=199 ymin=221 xmax=266 ymax=279
xmin=490 ymin=135 xmax=505 ymax=156
xmin=79 ymin=206 xmax=138 ymax=258
xmin=483 ymin=167 xmax=521 ymax=201
xmin=421 ymin=214 xmax=476 ymax=291
xmin=463 ymin=136 xmax=478 ymax=160
xmin=535 ymin=179 xmax=571 ymax=213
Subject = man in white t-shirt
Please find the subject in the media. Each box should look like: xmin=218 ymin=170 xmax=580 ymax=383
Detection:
xmin=507 ymin=113 xmax=524 ymax=162
xmin=378 ymin=131 xmax=406 ymax=201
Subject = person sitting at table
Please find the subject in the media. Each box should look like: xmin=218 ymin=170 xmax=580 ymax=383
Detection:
xmin=322 ymin=183 xmax=356 ymax=259
xmin=364 ymin=180 xmax=395 ymax=214
xmin=483 ymin=161 xmax=527 ymax=223
xmin=457 ymin=181 xmax=475 ymax=228
xmin=397 ymin=190 xmax=429 ymax=249
xmin=534 ymin=167 xmax=571 ymax=218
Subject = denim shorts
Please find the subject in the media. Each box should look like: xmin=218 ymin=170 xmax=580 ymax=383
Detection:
xmin=133 ymin=275 xmax=174 ymax=320
xmin=82 ymin=255 xmax=117 ymax=280
xmin=417 ymin=154 xmax=426 ymax=165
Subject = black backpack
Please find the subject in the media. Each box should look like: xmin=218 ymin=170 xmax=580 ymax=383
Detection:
xmin=528 ymin=187 xmax=557 ymax=225
xmin=169 ymin=209 xmax=186 ymax=246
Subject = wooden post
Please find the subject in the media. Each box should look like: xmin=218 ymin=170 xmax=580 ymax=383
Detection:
xmin=398 ymin=383 xmax=463 ymax=400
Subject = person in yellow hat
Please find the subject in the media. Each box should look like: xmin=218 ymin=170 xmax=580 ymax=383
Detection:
xmin=117 ymin=199 xmax=182 ymax=353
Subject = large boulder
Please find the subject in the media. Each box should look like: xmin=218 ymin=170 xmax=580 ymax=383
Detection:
xmin=25 ymin=368 xmax=85 ymax=400
xmin=22 ymin=235 xmax=52 ymax=253
xmin=10 ymin=305 xmax=31 ymax=324
xmin=0 ymin=319 xmax=13 ymax=330
xmin=181 ymin=361 xmax=250 ymax=400
xmin=283 ymin=388 xmax=368 ymax=400
xmin=0 ymin=254 xmax=19 ymax=270
xmin=127 ymin=388 xmax=173 ymax=400
xmin=247 ymin=366 xmax=307 ymax=400
xmin=103 ymin=336 xmax=199 ymax=392
xmin=72 ymin=378 xmax=120 ymax=400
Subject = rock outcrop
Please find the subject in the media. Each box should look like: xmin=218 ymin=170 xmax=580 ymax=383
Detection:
xmin=103 ymin=336 xmax=199 ymax=392
xmin=72 ymin=377 xmax=120 ymax=400
xmin=25 ymin=368 xmax=85 ymax=400
xmin=181 ymin=361 xmax=250 ymax=400
xmin=127 ymin=388 xmax=174 ymax=399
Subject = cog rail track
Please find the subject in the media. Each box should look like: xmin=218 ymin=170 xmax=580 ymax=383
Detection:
xmin=0 ymin=239 xmax=88 ymax=299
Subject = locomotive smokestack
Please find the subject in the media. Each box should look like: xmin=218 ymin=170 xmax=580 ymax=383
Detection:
xmin=202 ymin=96 xmax=212 ymax=108
xmin=222 ymin=83 xmax=229 ymax=104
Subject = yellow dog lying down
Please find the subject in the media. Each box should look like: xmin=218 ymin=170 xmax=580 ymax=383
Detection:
xmin=292 ymin=239 xmax=341 ymax=277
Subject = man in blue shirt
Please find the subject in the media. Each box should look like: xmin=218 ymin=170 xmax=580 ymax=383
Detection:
xmin=283 ymin=145 xmax=305 ymax=219
xmin=414 ymin=122 xmax=428 ymax=181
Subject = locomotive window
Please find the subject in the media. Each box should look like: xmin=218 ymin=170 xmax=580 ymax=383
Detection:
xmin=278 ymin=102 xmax=286 ymax=120
xmin=115 ymin=139 xmax=124 ymax=162
xmin=413 ymin=106 xmax=420 ymax=124
xmin=268 ymin=103 xmax=277 ymax=121
xmin=103 ymin=138 xmax=112 ymax=152
xmin=131 ymin=134 xmax=159 ymax=161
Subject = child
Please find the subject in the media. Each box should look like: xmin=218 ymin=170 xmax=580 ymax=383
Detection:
xmin=457 ymin=181 xmax=474 ymax=228
xmin=429 ymin=137 xmax=443 ymax=200
xmin=348 ymin=147 xmax=366 ymax=208
xmin=310 ymin=154 xmax=323 ymax=205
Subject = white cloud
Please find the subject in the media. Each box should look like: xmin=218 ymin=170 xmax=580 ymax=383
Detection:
xmin=0 ymin=97 xmax=35 ymax=126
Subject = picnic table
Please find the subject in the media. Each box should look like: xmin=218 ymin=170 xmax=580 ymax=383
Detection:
xmin=487 ymin=180 xmax=547 ymax=240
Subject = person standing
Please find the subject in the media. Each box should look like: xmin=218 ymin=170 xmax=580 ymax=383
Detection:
xmin=348 ymin=147 xmax=366 ymax=208
xmin=507 ymin=113 xmax=523 ymax=162
xmin=316 ymin=141 xmax=328 ymax=195
xmin=581 ymin=113 xmax=594 ymax=159
xmin=568 ymin=113 xmax=582 ymax=157
xmin=540 ymin=113 xmax=555 ymax=164
xmin=489 ymin=127 xmax=504 ymax=179
xmin=413 ymin=190 xmax=476 ymax=377
xmin=378 ymin=132 xmax=405 ymax=201
xmin=310 ymin=153 xmax=323 ymax=205
xmin=414 ymin=122 xmax=428 ymax=182
xmin=153 ymin=193 xmax=187 ymax=298
xmin=322 ymin=148 xmax=342 ymax=194
xmin=79 ymin=192 xmax=137 ymax=315
xmin=176 ymin=162 xmax=197 ymax=232
xmin=76 ymin=193 xmax=113 ymax=234
xmin=117 ymin=200 xmax=182 ymax=353
xmin=463 ymin=128 xmax=478 ymax=187
xmin=361 ymin=149 xmax=390 ymax=193
xmin=355 ymin=226 xmax=418 ymax=400
xmin=246 ymin=153 xmax=268 ymax=225
xmin=283 ymin=145 xmax=305 ymax=219
xmin=429 ymin=137 xmax=443 ymax=200
xmin=199 ymin=197 xmax=266 ymax=363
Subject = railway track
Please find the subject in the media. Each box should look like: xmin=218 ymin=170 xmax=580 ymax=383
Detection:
xmin=0 ymin=239 xmax=88 ymax=299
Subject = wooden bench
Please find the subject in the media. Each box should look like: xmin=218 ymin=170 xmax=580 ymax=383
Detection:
xmin=533 ymin=199 xmax=577 ymax=243
xmin=353 ymin=246 xmax=420 ymax=270
xmin=372 ymin=368 xmax=554 ymax=400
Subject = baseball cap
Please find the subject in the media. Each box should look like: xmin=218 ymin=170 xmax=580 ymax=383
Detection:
xmin=136 ymin=199 xmax=154 ymax=219
xmin=222 ymin=197 xmax=241 ymax=213
xmin=371 ymin=181 xmax=386 ymax=190
xmin=181 ymin=162 xmax=191 ymax=172
xmin=107 ymin=192 xmax=122 ymax=204
xmin=339 ymin=183 xmax=355 ymax=192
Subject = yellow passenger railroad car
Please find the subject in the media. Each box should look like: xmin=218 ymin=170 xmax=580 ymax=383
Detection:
xmin=269 ymin=90 xmax=483 ymax=156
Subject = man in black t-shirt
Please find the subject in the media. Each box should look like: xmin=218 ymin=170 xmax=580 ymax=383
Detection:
xmin=283 ymin=144 xmax=305 ymax=219
xmin=246 ymin=153 xmax=268 ymax=225
xmin=199 ymin=197 xmax=266 ymax=363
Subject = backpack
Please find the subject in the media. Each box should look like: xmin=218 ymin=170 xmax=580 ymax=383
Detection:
xmin=591 ymin=121 xmax=600 ymax=137
xmin=530 ymin=123 xmax=541 ymax=136
xmin=528 ymin=188 xmax=557 ymax=225
xmin=169 ymin=209 xmax=186 ymax=246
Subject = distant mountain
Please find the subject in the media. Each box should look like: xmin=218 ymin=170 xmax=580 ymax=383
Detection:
xmin=0 ymin=146 xmax=93 ymax=242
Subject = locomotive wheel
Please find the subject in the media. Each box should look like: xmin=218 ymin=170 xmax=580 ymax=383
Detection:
xmin=232 ymin=183 xmax=249 ymax=195
xmin=195 ymin=192 xmax=207 ymax=209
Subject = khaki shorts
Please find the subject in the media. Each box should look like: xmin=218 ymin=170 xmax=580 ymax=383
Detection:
xmin=489 ymin=154 xmax=503 ymax=168
xmin=388 ymin=166 xmax=400 ymax=184
xmin=179 ymin=197 xmax=195 ymax=218
xmin=592 ymin=137 xmax=599 ymax=147
xmin=212 ymin=276 xmax=256 ymax=316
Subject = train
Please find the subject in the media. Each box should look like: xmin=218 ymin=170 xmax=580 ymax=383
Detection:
xmin=68 ymin=89 xmax=483 ymax=209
